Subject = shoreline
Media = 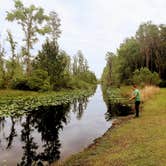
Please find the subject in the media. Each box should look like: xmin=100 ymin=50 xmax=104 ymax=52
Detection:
xmin=57 ymin=88 xmax=166 ymax=166
xmin=54 ymin=114 xmax=135 ymax=166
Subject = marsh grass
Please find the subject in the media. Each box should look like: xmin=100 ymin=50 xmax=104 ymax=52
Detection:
xmin=141 ymin=86 xmax=160 ymax=102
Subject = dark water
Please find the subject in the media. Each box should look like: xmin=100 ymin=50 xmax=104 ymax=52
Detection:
xmin=0 ymin=86 xmax=112 ymax=165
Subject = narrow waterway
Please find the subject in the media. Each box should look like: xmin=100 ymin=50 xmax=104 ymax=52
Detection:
xmin=0 ymin=86 xmax=112 ymax=165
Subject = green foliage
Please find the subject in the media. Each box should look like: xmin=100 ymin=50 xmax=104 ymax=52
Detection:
xmin=0 ymin=88 xmax=95 ymax=117
xmin=5 ymin=59 xmax=24 ymax=88
xmin=159 ymin=80 xmax=166 ymax=87
xmin=48 ymin=11 xmax=61 ymax=43
xmin=6 ymin=0 xmax=50 ymax=75
xmin=12 ymin=77 xmax=30 ymax=90
xmin=0 ymin=43 xmax=5 ymax=88
xmin=67 ymin=77 xmax=90 ymax=89
xmin=117 ymin=37 xmax=141 ymax=84
xmin=101 ymin=54 xmax=120 ymax=87
xmin=28 ymin=69 xmax=50 ymax=91
xmin=133 ymin=67 xmax=161 ymax=85
xmin=72 ymin=51 xmax=97 ymax=85
xmin=33 ymin=40 xmax=69 ymax=89
xmin=102 ymin=21 xmax=166 ymax=89
xmin=1 ymin=1 xmax=97 ymax=91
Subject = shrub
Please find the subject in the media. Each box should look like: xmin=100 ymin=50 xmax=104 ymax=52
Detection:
xmin=0 ymin=78 xmax=4 ymax=88
xmin=159 ymin=80 xmax=166 ymax=87
xmin=28 ymin=69 xmax=51 ymax=91
xmin=133 ymin=67 xmax=161 ymax=86
xmin=12 ymin=77 xmax=30 ymax=90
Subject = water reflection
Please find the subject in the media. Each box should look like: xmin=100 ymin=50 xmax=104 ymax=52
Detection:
xmin=6 ymin=117 xmax=17 ymax=149
xmin=72 ymin=97 xmax=88 ymax=120
xmin=105 ymin=103 xmax=132 ymax=121
xmin=0 ymin=97 xmax=88 ymax=165
xmin=101 ymin=85 xmax=133 ymax=120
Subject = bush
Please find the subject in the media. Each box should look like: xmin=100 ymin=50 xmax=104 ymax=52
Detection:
xmin=66 ymin=77 xmax=90 ymax=89
xmin=12 ymin=77 xmax=30 ymax=90
xmin=11 ymin=70 xmax=51 ymax=91
xmin=159 ymin=80 xmax=166 ymax=87
xmin=133 ymin=67 xmax=161 ymax=86
xmin=28 ymin=69 xmax=51 ymax=91
xmin=52 ymin=73 xmax=71 ymax=90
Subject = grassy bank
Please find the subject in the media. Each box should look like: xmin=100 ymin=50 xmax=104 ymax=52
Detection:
xmin=58 ymin=88 xmax=166 ymax=166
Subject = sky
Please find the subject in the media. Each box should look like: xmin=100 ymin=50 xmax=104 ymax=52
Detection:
xmin=0 ymin=0 xmax=166 ymax=78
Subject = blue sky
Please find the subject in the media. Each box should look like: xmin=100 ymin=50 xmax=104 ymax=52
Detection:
xmin=0 ymin=0 xmax=166 ymax=77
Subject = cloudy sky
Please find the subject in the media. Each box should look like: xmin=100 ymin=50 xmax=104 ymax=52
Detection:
xmin=0 ymin=0 xmax=166 ymax=77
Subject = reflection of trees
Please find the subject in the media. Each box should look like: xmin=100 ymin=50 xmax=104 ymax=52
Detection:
xmin=19 ymin=114 xmax=38 ymax=166
xmin=6 ymin=117 xmax=17 ymax=149
xmin=0 ymin=117 xmax=5 ymax=146
xmin=105 ymin=103 xmax=119 ymax=121
xmin=72 ymin=97 xmax=88 ymax=120
xmin=18 ymin=104 xmax=71 ymax=165
xmin=105 ymin=102 xmax=132 ymax=121
xmin=33 ymin=104 xmax=70 ymax=164
xmin=0 ymin=94 xmax=91 ymax=165
xmin=0 ymin=117 xmax=5 ymax=132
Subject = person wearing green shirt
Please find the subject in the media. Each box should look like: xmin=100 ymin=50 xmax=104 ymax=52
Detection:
xmin=129 ymin=84 xmax=141 ymax=117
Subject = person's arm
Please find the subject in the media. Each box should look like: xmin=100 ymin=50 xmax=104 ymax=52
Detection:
xmin=129 ymin=92 xmax=136 ymax=101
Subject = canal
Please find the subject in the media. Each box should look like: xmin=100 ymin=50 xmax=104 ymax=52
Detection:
xmin=0 ymin=86 xmax=112 ymax=165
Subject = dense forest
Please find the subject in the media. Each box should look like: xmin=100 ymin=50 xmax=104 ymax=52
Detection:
xmin=0 ymin=0 xmax=97 ymax=91
xmin=102 ymin=21 xmax=166 ymax=88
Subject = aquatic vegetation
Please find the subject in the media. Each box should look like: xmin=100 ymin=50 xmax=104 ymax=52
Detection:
xmin=107 ymin=88 xmax=131 ymax=105
xmin=103 ymin=87 xmax=133 ymax=118
xmin=0 ymin=89 xmax=95 ymax=117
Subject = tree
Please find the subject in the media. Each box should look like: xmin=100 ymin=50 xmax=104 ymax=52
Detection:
xmin=48 ymin=11 xmax=61 ymax=44
xmin=6 ymin=30 xmax=17 ymax=80
xmin=6 ymin=0 xmax=50 ymax=75
xmin=157 ymin=24 xmax=166 ymax=80
xmin=0 ymin=43 xmax=5 ymax=88
xmin=33 ymin=39 xmax=68 ymax=89
xmin=117 ymin=37 xmax=141 ymax=84
xmin=136 ymin=22 xmax=159 ymax=71
xmin=132 ymin=67 xmax=160 ymax=85
xmin=72 ymin=55 xmax=78 ymax=75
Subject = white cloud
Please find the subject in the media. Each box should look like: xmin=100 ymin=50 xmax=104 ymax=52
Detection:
xmin=0 ymin=0 xmax=166 ymax=77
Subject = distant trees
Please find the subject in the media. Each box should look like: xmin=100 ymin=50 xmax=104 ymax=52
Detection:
xmin=71 ymin=50 xmax=97 ymax=85
xmin=102 ymin=21 xmax=166 ymax=87
xmin=0 ymin=0 xmax=97 ymax=91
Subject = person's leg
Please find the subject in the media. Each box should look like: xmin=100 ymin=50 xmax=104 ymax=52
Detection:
xmin=135 ymin=101 xmax=140 ymax=117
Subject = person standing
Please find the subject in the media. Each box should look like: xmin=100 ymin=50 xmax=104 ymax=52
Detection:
xmin=129 ymin=85 xmax=141 ymax=117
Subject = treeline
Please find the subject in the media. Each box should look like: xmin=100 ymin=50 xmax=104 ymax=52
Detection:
xmin=0 ymin=0 xmax=97 ymax=91
xmin=102 ymin=21 xmax=166 ymax=87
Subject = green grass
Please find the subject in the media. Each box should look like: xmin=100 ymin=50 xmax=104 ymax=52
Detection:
xmin=58 ymin=88 xmax=166 ymax=166
xmin=0 ymin=89 xmax=40 ymax=97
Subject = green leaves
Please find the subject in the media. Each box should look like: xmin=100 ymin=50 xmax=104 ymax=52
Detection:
xmin=14 ymin=0 xmax=24 ymax=8
xmin=0 ymin=89 xmax=95 ymax=117
xmin=5 ymin=0 xmax=52 ymax=75
xmin=133 ymin=67 xmax=161 ymax=86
